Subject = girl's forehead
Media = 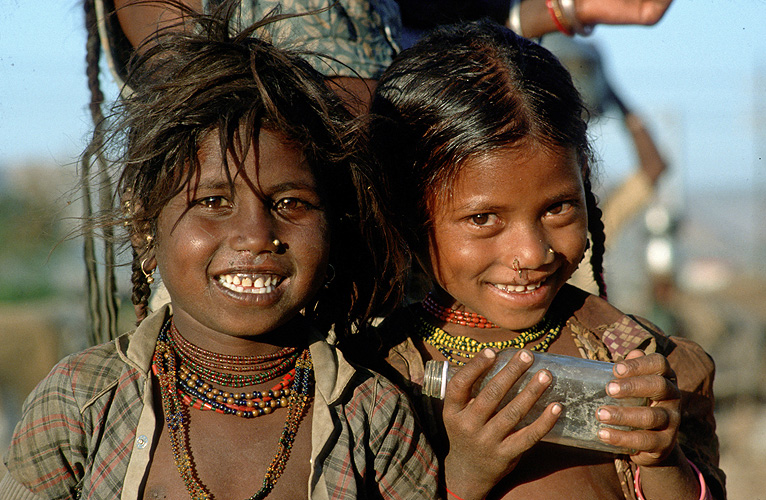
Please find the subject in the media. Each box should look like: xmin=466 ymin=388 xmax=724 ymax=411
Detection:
xmin=429 ymin=144 xmax=583 ymax=211
xmin=193 ymin=129 xmax=313 ymax=185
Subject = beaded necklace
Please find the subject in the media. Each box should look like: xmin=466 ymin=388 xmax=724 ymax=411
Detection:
xmin=177 ymin=364 xmax=294 ymax=418
xmin=153 ymin=319 xmax=314 ymax=499
xmin=421 ymin=293 xmax=498 ymax=328
xmin=169 ymin=322 xmax=299 ymax=387
xmin=417 ymin=311 xmax=563 ymax=365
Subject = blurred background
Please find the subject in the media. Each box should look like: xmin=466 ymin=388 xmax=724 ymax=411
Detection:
xmin=1 ymin=1 xmax=765 ymax=497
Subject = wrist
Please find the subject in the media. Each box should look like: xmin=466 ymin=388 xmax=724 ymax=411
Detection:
xmin=634 ymin=459 xmax=711 ymax=500
xmin=445 ymin=485 xmax=484 ymax=500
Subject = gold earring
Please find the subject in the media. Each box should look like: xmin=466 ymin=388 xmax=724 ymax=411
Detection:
xmin=140 ymin=258 xmax=155 ymax=284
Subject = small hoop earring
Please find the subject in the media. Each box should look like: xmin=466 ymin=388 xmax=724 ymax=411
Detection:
xmin=140 ymin=258 xmax=155 ymax=284
xmin=324 ymin=264 xmax=336 ymax=288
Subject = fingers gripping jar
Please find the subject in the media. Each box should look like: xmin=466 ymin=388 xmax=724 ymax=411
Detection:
xmin=422 ymin=348 xmax=647 ymax=454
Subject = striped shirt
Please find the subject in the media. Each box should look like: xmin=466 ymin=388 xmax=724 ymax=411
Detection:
xmin=1 ymin=306 xmax=440 ymax=500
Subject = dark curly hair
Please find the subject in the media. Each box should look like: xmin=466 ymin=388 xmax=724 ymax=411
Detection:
xmin=93 ymin=2 xmax=407 ymax=337
xmin=369 ymin=19 xmax=607 ymax=298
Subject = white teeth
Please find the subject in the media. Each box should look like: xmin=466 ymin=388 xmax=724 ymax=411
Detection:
xmin=218 ymin=274 xmax=279 ymax=294
xmin=495 ymin=281 xmax=542 ymax=293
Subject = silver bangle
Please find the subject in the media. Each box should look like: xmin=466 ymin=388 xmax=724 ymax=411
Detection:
xmin=508 ymin=0 xmax=524 ymax=37
xmin=559 ymin=0 xmax=594 ymax=36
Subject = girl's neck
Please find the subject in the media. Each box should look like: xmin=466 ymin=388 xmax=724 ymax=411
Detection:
xmin=170 ymin=312 xmax=311 ymax=358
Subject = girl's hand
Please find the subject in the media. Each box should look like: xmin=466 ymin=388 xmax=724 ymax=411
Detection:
xmin=576 ymin=0 xmax=672 ymax=27
xmin=442 ymin=349 xmax=561 ymax=500
xmin=596 ymin=349 xmax=682 ymax=466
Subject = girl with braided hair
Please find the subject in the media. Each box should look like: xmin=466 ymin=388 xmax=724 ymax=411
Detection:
xmin=354 ymin=19 xmax=724 ymax=500
xmin=0 ymin=6 xmax=440 ymax=499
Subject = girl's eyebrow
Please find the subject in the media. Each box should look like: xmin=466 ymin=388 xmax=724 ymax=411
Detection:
xmin=268 ymin=180 xmax=319 ymax=193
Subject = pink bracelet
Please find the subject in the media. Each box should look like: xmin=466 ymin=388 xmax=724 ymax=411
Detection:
xmin=634 ymin=459 xmax=711 ymax=500
xmin=446 ymin=487 xmax=467 ymax=500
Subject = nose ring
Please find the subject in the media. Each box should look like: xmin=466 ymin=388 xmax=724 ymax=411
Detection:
xmin=548 ymin=247 xmax=555 ymax=254
xmin=513 ymin=257 xmax=522 ymax=278
xmin=272 ymin=238 xmax=283 ymax=252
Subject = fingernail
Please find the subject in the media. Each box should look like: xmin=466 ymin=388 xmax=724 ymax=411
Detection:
xmin=520 ymin=350 xmax=532 ymax=363
xmin=607 ymin=382 xmax=620 ymax=396
xmin=538 ymin=370 xmax=551 ymax=383
xmin=598 ymin=429 xmax=610 ymax=441
xmin=552 ymin=403 xmax=562 ymax=415
xmin=614 ymin=363 xmax=628 ymax=376
xmin=482 ymin=348 xmax=496 ymax=359
xmin=597 ymin=408 xmax=610 ymax=421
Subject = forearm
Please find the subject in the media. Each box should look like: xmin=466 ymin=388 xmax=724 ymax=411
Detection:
xmin=114 ymin=0 xmax=202 ymax=51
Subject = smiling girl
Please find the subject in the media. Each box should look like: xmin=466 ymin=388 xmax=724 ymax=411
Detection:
xmin=0 ymin=8 xmax=438 ymax=500
xmin=359 ymin=20 xmax=725 ymax=500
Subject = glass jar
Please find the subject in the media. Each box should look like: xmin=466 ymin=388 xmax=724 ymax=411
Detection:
xmin=422 ymin=348 xmax=647 ymax=453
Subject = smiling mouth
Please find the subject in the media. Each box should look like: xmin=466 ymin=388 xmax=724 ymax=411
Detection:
xmin=492 ymin=281 xmax=543 ymax=293
xmin=218 ymin=273 xmax=283 ymax=294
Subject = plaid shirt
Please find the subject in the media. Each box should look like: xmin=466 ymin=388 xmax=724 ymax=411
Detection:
xmin=202 ymin=0 xmax=402 ymax=79
xmin=1 ymin=306 xmax=439 ymax=500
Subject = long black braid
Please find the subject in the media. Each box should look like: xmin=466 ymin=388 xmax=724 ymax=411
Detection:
xmin=584 ymin=177 xmax=608 ymax=299
xmin=83 ymin=0 xmax=120 ymax=344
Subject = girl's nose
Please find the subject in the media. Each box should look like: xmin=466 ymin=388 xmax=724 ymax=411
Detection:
xmin=503 ymin=225 xmax=553 ymax=272
xmin=228 ymin=204 xmax=280 ymax=254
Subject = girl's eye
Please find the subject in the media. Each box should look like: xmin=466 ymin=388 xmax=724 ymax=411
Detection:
xmin=469 ymin=213 xmax=497 ymax=226
xmin=546 ymin=201 xmax=574 ymax=216
xmin=273 ymin=197 xmax=313 ymax=213
xmin=195 ymin=196 xmax=231 ymax=209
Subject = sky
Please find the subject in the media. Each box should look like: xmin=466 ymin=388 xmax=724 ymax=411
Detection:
xmin=2 ymin=1 xmax=766 ymax=195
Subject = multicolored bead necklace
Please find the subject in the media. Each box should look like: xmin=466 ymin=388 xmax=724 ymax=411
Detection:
xmin=421 ymin=293 xmax=498 ymax=328
xmin=169 ymin=321 xmax=299 ymax=387
xmin=417 ymin=311 xmax=563 ymax=365
xmin=152 ymin=318 xmax=314 ymax=499
xmin=177 ymin=363 xmax=294 ymax=418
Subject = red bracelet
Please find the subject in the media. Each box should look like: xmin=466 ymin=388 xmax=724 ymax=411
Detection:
xmin=446 ymin=487 xmax=467 ymax=500
xmin=634 ymin=459 xmax=712 ymax=500
xmin=545 ymin=0 xmax=573 ymax=36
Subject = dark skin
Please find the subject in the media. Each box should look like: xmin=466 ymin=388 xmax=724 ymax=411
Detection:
xmin=139 ymin=131 xmax=329 ymax=499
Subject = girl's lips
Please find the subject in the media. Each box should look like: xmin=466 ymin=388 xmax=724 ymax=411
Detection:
xmin=217 ymin=273 xmax=284 ymax=295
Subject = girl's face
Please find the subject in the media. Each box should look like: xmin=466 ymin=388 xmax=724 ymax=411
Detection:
xmin=155 ymin=129 xmax=330 ymax=343
xmin=428 ymin=143 xmax=588 ymax=331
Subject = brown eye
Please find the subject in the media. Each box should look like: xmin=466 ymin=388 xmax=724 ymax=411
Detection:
xmin=546 ymin=201 xmax=573 ymax=216
xmin=196 ymin=196 xmax=230 ymax=209
xmin=470 ymin=213 xmax=495 ymax=226
xmin=274 ymin=197 xmax=307 ymax=212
